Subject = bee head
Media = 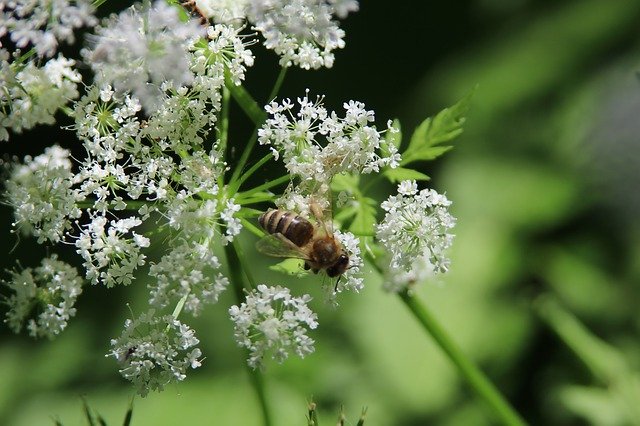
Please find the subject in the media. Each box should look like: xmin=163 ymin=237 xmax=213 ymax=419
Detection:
xmin=326 ymin=252 xmax=349 ymax=278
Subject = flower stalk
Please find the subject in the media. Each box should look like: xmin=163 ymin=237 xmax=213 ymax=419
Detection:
xmin=223 ymin=239 xmax=272 ymax=426
xmin=398 ymin=290 xmax=527 ymax=426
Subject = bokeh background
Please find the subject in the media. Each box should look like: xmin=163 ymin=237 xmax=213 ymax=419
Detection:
xmin=2 ymin=0 xmax=640 ymax=424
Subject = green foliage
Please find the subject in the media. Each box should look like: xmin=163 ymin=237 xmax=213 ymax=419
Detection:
xmin=400 ymin=89 xmax=474 ymax=166
xmin=382 ymin=167 xmax=430 ymax=183
xmin=53 ymin=399 xmax=133 ymax=426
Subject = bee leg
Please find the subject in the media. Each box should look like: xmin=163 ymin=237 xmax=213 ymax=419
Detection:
xmin=334 ymin=275 xmax=341 ymax=293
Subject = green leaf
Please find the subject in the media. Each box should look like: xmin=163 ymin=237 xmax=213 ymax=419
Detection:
xmin=349 ymin=197 xmax=377 ymax=236
xmin=334 ymin=204 xmax=358 ymax=224
xmin=383 ymin=167 xmax=431 ymax=183
xmin=269 ymin=258 xmax=308 ymax=277
xmin=401 ymin=88 xmax=475 ymax=165
xmin=331 ymin=173 xmax=360 ymax=192
xmin=123 ymin=399 xmax=134 ymax=426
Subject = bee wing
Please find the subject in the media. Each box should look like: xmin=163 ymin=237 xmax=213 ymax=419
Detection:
xmin=256 ymin=233 xmax=312 ymax=261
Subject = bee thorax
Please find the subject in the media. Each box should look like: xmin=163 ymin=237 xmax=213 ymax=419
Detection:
xmin=312 ymin=238 xmax=339 ymax=264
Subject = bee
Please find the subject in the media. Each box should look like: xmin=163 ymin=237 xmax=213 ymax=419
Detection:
xmin=179 ymin=0 xmax=209 ymax=25
xmin=257 ymin=203 xmax=350 ymax=279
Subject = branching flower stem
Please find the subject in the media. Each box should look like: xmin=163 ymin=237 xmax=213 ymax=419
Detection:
xmin=227 ymin=66 xmax=287 ymax=184
xmin=366 ymin=255 xmax=526 ymax=426
xmin=223 ymin=238 xmax=272 ymax=426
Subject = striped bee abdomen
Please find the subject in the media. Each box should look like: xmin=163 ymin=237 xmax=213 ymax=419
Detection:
xmin=259 ymin=209 xmax=314 ymax=247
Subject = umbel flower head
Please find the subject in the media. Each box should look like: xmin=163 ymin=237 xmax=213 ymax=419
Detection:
xmin=107 ymin=310 xmax=202 ymax=397
xmin=83 ymin=1 xmax=205 ymax=111
xmin=3 ymin=255 xmax=83 ymax=339
xmin=194 ymin=0 xmax=358 ymax=69
xmin=259 ymin=91 xmax=400 ymax=185
xmin=0 ymin=53 xmax=83 ymax=141
xmin=4 ymin=145 xmax=82 ymax=243
xmin=0 ymin=0 xmax=97 ymax=57
xmin=229 ymin=284 xmax=318 ymax=369
xmin=375 ymin=180 xmax=456 ymax=292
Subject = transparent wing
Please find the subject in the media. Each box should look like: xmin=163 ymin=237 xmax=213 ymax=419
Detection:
xmin=256 ymin=233 xmax=312 ymax=261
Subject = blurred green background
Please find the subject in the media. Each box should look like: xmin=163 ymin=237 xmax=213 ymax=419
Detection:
xmin=2 ymin=0 xmax=640 ymax=424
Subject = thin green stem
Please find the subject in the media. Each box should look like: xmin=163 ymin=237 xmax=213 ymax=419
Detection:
xmin=366 ymin=254 xmax=526 ymax=425
xmin=267 ymin=66 xmax=288 ymax=103
xmin=218 ymin=84 xmax=231 ymax=156
xmin=223 ymin=241 xmax=271 ymax=426
xmin=228 ymin=67 xmax=287 ymax=184
xmin=398 ymin=290 xmax=526 ymax=426
xmin=237 ymin=175 xmax=290 ymax=200
xmin=230 ymin=153 xmax=274 ymax=194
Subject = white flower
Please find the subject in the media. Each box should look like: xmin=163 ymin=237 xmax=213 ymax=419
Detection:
xmin=375 ymin=180 xmax=456 ymax=292
xmin=84 ymin=1 xmax=205 ymax=112
xmin=229 ymin=284 xmax=318 ymax=369
xmin=5 ymin=145 xmax=82 ymax=243
xmin=192 ymin=0 xmax=357 ymax=69
xmin=193 ymin=24 xmax=255 ymax=87
xmin=3 ymin=255 xmax=83 ymax=339
xmin=332 ymin=230 xmax=363 ymax=294
xmin=1 ymin=0 xmax=97 ymax=57
xmin=259 ymin=91 xmax=400 ymax=184
xmin=194 ymin=0 xmax=247 ymax=23
xmin=107 ymin=310 xmax=202 ymax=397
xmin=246 ymin=0 xmax=358 ymax=69
xmin=1 ymin=53 xmax=82 ymax=140
xmin=74 ymin=214 xmax=149 ymax=287
xmin=148 ymin=240 xmax=229 ymax=316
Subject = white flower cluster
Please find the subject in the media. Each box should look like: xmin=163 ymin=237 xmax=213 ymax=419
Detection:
xmin=195 ymin=0 xmax=358 ymax=69
xmin=375 ymin=181 xmax=456 ymax=292
xmin=229 ymin=284 xmax=318 ymax=369
xmin=0 ymin=51 xmax=82 ymax=141
xmin=107 ymin=311 xmax=202 ymax=397
xmin=149 ymin=240 xmax=229 ymax=316
xmin=259 ymin=91 xmax=400 ymax=184
xmin=83 ymin=1 xmax=205 ymax=112
xmin=5 ymin=145 xmax=82 ymax=243
xmin=75 ymin=215 xmax=150 ymax=288
xmin=3 ymin=255 xmax=83 ymax=339
xmin=0 ymin=0 xmax=97 ymax=57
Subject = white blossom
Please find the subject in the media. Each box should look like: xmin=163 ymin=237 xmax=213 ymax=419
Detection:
xmin=246 ymin=0 xmax=358 ymax=69
xmin=192 ymin=0 xmax=357 ymax=69
xmin=83 ymin=1 xmax=205 ymax=112
xmin=229 ymin=284 xmax=318 ymax=369
xmin=107 ymin=311 xmax=202 ymax=397
xmin=259 ymin=91 xmax=400 ymax=184
xmin=1 ymin=52 xmax=82 ymax=140
xmin=3 ymin=255 xmax=83 ymax=339
xmin=375 ymin=181 xmax=456 ymax=292
xmin=148 ymin=240 xmax=229 ymax=316
xmin=74 ymin=214 xmax=149 ymax=287
xmin=5 ymin=145 xmax=82 ymax=243
xmin=192 ymin=24 xmax=255 ymax=87
xmin=0 ymin=0 xmax=97 ymax=57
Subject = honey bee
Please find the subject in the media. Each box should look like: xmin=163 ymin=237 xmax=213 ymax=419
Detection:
xmin=257 ymin=203 xmax=350 ymax=279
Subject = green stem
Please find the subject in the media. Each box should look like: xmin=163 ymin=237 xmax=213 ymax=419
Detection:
xmin=223 ymin=241 xmax=271 ymax=426
xmin=218 ymin=84 xmax=231 ymax=156
xmin=398 ymin=291 xmax=527 ymax=426
xmin=237 ymin=175 xmax=290 ymax=200
xmin=366 ymin=254 xmax=525 ymax=425
xmin=229 ymin=153 xmax=274 ymax=194
xmin=228 ymin=67 xmax=287 ymax=184
xmin=266 ymin=66 xmax=288 ymax=103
